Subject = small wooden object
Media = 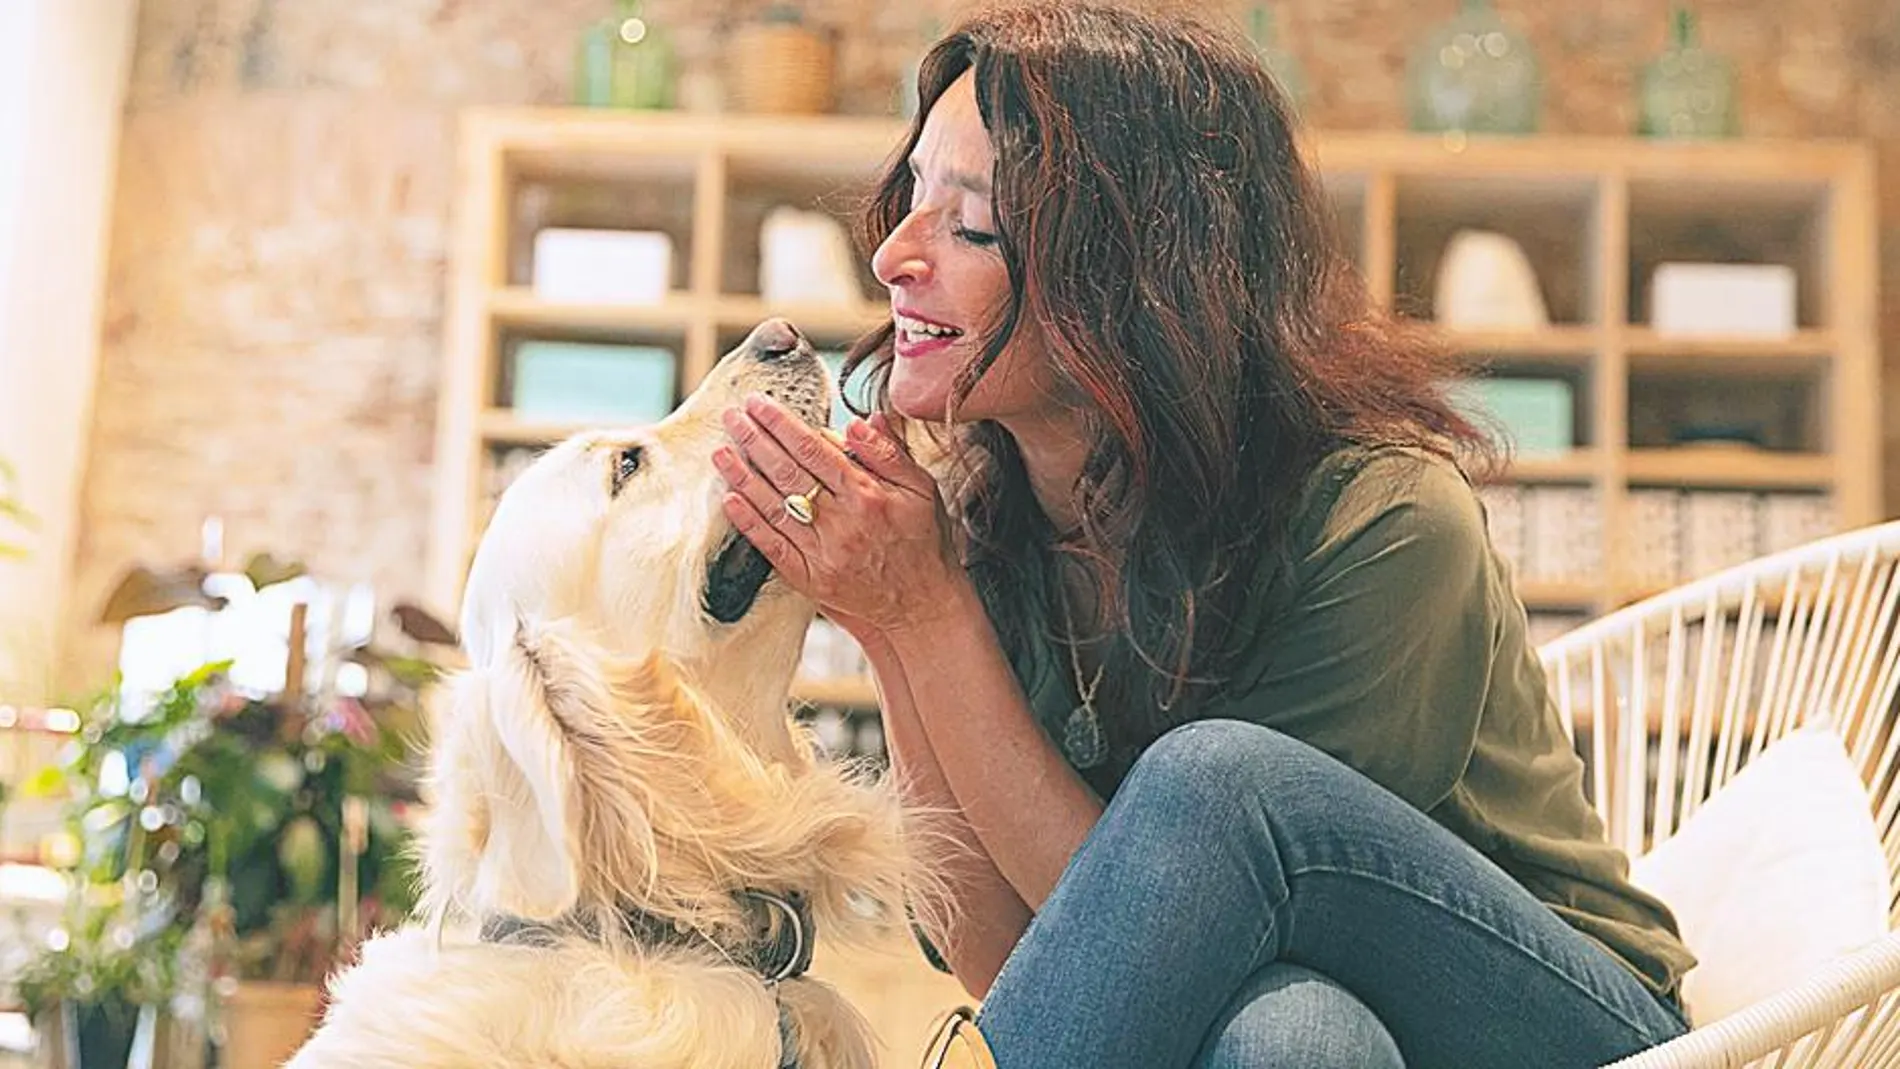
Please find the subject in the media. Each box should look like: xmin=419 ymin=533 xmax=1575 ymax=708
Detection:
xmin=728 ymin=22 xmax=835 ymax=114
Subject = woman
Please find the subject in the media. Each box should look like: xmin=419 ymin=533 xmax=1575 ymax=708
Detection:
xmin=712 ymin=4 xmax=1694 ymax=1066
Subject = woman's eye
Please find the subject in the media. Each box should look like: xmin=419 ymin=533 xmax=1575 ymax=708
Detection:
xmin=954 ymin=225 xmax=999 ymax=247
xmin=611 ymin=446 xmax=644 ymax=496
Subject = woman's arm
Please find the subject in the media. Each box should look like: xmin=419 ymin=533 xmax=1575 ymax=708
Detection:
xmin=874 ymin=579 xmax=1102 ymax=911
xmin=713 ymin=401 xmax=1103 ymax=981
xmin=857 ymin=629 xmax=1033 ymax=997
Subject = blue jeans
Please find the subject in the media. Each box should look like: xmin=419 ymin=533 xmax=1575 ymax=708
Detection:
xmin=976 ymin=720 xmax=1690 ymax=1068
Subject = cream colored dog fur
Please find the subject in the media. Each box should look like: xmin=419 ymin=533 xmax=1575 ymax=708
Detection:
xmin=286 ymin=321 xmax=933 ymax=1069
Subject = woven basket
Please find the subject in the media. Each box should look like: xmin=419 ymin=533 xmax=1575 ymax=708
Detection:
xmin=727 ymin=22 xmax=836 ymax=114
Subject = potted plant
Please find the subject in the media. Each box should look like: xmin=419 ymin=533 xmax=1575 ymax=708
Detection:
xmin=16 ymin=892 xmax=183 ymax=1069
xmin=16 ymin=664 xmax=211 ymax=1069
xmin=19 ymin=553 xmax=448 ymax=1067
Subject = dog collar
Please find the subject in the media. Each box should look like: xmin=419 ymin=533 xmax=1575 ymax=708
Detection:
xmin=478 ymin=888 xmax=817 ymax=984
xmin=738 ymin=889 xmax=815 ymax=983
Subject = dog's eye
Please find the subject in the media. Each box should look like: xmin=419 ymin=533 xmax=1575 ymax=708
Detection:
xmin=611 ymin=445 xmax=644 ymax=496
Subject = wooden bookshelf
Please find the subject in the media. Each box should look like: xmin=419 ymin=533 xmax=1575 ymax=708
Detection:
xmin=428 ymin=111 xmax=1881 ymax=702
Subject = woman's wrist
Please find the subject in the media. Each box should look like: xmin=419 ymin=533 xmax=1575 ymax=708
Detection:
xmin=822 ymin=571 xmax=971 ymax=668
xmin=881 ymin=570 xmax=983 ymax=650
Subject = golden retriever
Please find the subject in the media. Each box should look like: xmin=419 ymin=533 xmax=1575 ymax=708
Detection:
xmin=286 ymin=320 xmax=934 ymax=1069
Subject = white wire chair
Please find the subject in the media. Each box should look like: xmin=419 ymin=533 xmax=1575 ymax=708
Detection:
xmin=1535 ymin=521 xmax=1900 ymax=1068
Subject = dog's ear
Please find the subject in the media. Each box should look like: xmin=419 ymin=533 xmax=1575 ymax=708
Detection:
xmin=423 ymin=616 xmax=684 ymax=925
xmin=423 ymin=622 xmax=582 ymax=921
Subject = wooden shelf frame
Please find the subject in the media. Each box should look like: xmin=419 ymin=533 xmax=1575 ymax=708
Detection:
xmin=429 ymin=112 xmax=1882 ymax=665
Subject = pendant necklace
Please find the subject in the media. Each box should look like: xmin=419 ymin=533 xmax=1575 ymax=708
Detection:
xmin=1055 ymin=580 xmax=1109 ymax=770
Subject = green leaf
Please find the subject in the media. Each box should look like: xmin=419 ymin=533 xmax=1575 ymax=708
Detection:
xmin=180 ymin=659 xmax=235 ymax=689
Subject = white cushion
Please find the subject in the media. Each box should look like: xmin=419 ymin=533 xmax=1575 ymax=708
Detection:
xmin=1630 ymin=724 xmax=1890 ymax=1025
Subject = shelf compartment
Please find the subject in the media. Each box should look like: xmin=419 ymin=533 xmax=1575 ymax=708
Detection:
xmin=1627 ymin=367 xmax=1823 ymax=456
xmin=1394 ymin=172 xmax=1604 ymax=326
xmin=488 ymin=324 xmax=685 ymax=418
xmin=1479 ymin=485 xmax=1603 ymax=594
xmin=502 ymin=162 xmax=700 ymax=293
xmin=1626 ymin=175 xmax=1833 ymax=331
xmin=1452 ymin=362 xmax=1596 ymax=462
xmin=721 ymin=156 xmax=884 ymax=306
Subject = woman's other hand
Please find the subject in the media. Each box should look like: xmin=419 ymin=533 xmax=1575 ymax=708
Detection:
xmin=714 ymin=394 xmax=966 ymax=644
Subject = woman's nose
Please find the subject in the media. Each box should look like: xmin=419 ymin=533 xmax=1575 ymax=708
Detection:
xmin=872 ymin=215 xmax=931 ymax=288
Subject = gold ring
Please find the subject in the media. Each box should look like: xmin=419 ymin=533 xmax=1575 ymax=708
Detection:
xmin=783 ymin=482 xmax=824 ymax=526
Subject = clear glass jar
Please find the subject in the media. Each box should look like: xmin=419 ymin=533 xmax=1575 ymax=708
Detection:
xmin=1639 ymin=7 xmax=1739 ymax=139
xmin=1406 ymin=0 xmax=1541 ymax=135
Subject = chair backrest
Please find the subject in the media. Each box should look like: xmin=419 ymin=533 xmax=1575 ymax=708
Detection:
xmin=1536 ymin=521 xmax=1900 ymax=927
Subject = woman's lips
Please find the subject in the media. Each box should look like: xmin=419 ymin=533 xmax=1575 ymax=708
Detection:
xmin=895 ymin=329 xmax=960 ymax=360
xmin=894 ymin=311 xmax=963 ymax=359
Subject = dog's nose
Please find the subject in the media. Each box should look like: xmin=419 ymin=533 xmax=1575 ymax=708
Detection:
xmin=750 ymin=318 xmax=804 ymax=361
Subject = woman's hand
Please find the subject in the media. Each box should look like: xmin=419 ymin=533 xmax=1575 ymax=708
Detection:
xmin=713 ymin=395 xmax=966 ymax=645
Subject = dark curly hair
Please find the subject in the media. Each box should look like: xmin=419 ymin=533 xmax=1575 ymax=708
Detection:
xmin=843 ymin=1 xmax=1495 ymax=767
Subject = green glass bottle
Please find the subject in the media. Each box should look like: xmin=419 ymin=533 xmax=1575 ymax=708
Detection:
xmin=1406 ymin=0 xmax=1541 ymax=135
xmin=573 ymin=18 xmax=615 ymax=107
xmin=1244 ymin=5 xmax=1307 ymax=113
xmin=1639 ymin=7 xmax=1738 ymax=139
xmin=609 ymin=0 xmax=676 ymax=110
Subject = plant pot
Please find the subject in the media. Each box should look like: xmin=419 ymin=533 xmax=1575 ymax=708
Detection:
xmin=219 ymin=981 xmax=322 ymax=1069
xmin=42 ymin=998 xmax=140 ymax=1069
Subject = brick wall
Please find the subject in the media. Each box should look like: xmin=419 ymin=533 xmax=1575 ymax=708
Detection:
xmin=64 ymin=0 xmax=1900 ymax=684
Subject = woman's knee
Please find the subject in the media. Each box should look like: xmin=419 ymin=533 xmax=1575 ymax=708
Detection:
xmin=1120 ymin=719 xmax=1309 ymax=813
xmin=1194 ymin=964 xmax=1404 ymax=1069
xmin=1088 ymin=720 xmax=1349 ymax=884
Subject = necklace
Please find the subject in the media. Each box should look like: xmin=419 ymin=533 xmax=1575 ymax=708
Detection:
xmin=1055 ymin=580 xmax=1109 ymax=770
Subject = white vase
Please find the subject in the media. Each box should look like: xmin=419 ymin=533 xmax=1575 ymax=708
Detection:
xmin=1434 ymin=229 xmax=1549 ymax=330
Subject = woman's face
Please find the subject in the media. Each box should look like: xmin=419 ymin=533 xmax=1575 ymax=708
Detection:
xmin=871 ymin=71 xmax=1068 ymax=426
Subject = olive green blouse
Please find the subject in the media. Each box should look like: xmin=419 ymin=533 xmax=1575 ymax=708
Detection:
xmin=1008 ymin=444 xmax=1697 ymax=1001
